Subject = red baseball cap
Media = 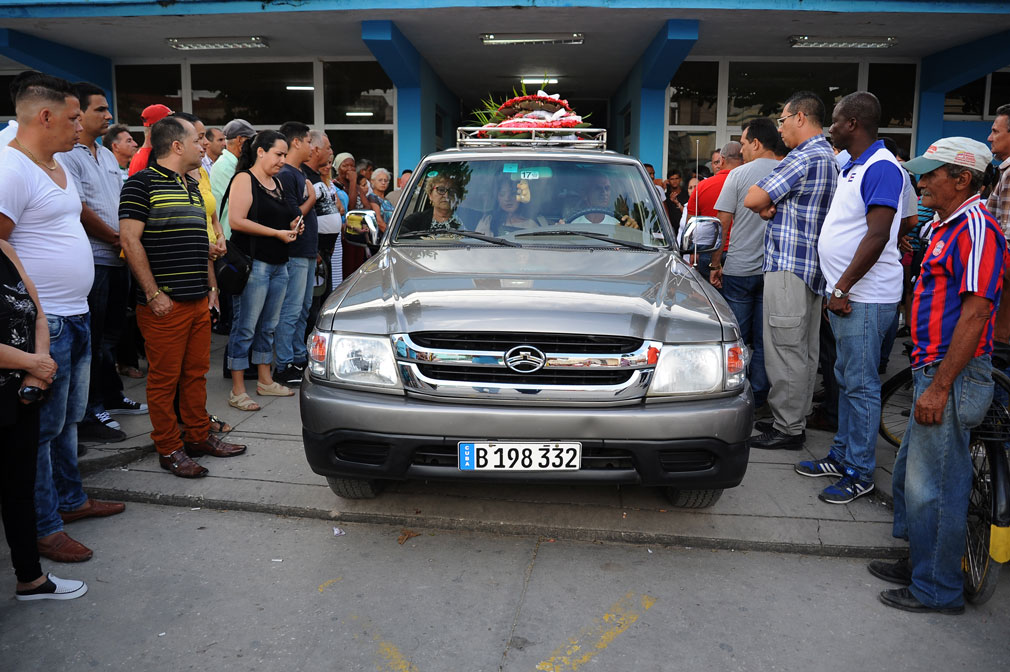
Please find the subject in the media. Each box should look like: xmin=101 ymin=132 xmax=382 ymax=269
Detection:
xmin=141 ymin=104 xmax=174 ymax=127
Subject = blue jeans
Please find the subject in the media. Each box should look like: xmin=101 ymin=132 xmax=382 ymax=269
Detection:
xmin=825 ymin=301 xmax=897 ymax=479
xmin=891 ymin=355 xmax=992 ymax=608
xmin=86 ymin=264 xmax=127 ymax=414
xmin=227 ymin=260 xmax=288 ymax=371
xmin=722 ymin=274 xmax=768 ymax=406
xmin=273 ymin=256 xmax=314 ymax=368
xmin=34 ymin=314 xmax=91 ymax=538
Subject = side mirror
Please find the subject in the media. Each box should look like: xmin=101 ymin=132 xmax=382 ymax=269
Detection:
xmin=681 ymin=216 xmax=723 ymax=255
xmin=343 ymin=209 xmax=381 ymax=254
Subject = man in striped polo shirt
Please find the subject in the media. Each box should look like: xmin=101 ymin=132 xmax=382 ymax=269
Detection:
xmin=867 ymin=137 xmax=1005 ymax=615
xmin=119 ymin=116 xmax=245 ymax=478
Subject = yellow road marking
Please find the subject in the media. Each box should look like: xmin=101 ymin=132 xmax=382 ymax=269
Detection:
xmin=375 ymin=637 xmax=420 ymax=672
xmin=317 ymin=578 xmax=343 ymax=593
xmin=535 ymin=592 xmax=657 ymax=671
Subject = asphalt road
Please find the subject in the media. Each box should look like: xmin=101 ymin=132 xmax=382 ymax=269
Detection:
xmin=1 ymin=502 xmax=1007 ymax=671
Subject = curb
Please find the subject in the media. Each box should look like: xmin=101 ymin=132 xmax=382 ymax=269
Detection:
xmin=79 ymin=445 xmax=153 ymax=476
xmin=82 ymin=485 xmax=907 ymax=560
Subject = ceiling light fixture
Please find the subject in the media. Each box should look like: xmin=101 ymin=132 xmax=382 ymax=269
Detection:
xmin=286 ymin=85 xmax=314 ymax=91
xmin=166 ymin=36 xmax=269 ymax=51
xmin=481 ymin=33 xmax=583 ymax=46
xmin=345 ymin=112 xmax=374 ymax=117
xmin=789 ymin=35 xmax=897 ymax=49
xmin=521 ymin=77 xmax=559 ymax=86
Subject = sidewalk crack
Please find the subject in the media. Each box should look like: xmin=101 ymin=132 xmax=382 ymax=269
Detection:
xmin=499 ymin=536 xmax=542 ymax=672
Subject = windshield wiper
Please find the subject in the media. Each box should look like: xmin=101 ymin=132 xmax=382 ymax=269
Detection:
xmin=514 ymin=229 xmax=652 ymax=250
xmin=397 ymin=229 xmax=521 ymax=247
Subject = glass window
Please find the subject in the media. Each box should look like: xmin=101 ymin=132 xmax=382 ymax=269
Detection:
xmin=669 ymin=61 xmax=718 ymax=126
xmin=323 ymin=62 xmax=393 ymax=125
xmin=989 ymin=72 xmax=1010 ymax=117
xmin=728 ymin=62 xmax=858 ymax=126
xmin=394 ymin=159 xmax=668 ymax=248
xmin=668 ymin=130 xmax=717 ymax=181
xmin=868 ymin=63 xmax=916 ymax=128
xmin=879 ymin=132 xmax=912 ymax=160
xmin=0 ymin=75 xmax=15 ymax=118
xmin=325 ymin=130 xmax=394 ymax=174
xmin=944 ymin=76 xmax=986 ymax=117
xmin=115 ymin=64 xmax=182 ymax=126
xmin=190 ymin=62 xmax=313 ymax=126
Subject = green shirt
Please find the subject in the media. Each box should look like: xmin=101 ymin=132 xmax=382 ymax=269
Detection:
xmin=209 ymin=149 xmax=238 ymax=239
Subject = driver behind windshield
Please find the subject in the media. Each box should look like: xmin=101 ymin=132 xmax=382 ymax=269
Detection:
xmin=400 ymin=173 xmax=463 ymax=233
xmin=563 ymin=172 xmax=640 ymax=229
xmin=475 ymin=175 xmax=547 ymax=237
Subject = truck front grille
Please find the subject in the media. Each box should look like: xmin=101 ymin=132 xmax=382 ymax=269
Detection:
xmin=409 ymin=331 xmax=643 ymax=354
xmin=415 ymin=363 xmax=634 ymax=386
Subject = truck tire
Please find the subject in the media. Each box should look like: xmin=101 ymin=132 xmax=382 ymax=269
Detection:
xmin=665 ymin=488 xmax=723 ymax=508
xmin=326 ymin=477 xmax=384 ymax=499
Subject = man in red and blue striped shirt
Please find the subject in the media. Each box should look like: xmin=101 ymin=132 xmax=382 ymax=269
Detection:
xmin=869 ymin=137 xmax=1005 ymax=615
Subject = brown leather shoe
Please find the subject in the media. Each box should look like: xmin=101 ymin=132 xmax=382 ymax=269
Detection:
xmin=60 ymin=498 xmax=126 ymax=524
xmin=37 ymin=531 xmax=93 ymax=563
xmin=159 ymin=449 xmax=209 ymax=478
xmin=184 ymin=433 xmax=247 ymax=458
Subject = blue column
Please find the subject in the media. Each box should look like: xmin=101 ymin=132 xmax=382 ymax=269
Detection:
xmin=0 ymin=29 xmax=112 ymax=105
xmin=916 ymin=29 xmax=1010 ymax=155
xmin=362 ymin=20 xmax=459 ymax=173
xmin=611 ymin=20 xmax=697 ymax=171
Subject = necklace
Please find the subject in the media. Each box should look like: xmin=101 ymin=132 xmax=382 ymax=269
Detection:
xmin=14 ymin=138 xmax=57 ymax=171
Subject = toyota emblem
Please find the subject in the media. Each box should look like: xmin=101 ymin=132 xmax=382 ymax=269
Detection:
xmin=504 ymin=346 xmax=547 ymax=374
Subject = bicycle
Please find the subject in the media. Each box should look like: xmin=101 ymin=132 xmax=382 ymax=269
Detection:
xmin=878 ymin=345 xmax=1010 ymax=603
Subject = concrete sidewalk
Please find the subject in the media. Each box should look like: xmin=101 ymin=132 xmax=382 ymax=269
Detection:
xmin=79 ymin=335 xmax=908 ymax=558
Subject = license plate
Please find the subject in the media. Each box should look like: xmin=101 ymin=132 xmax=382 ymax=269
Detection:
xmin=458 ymin=442 xmax=581 ymax=471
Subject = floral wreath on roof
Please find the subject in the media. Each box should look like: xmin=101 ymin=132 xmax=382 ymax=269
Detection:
xmin=472 ymin=83 xmax=591 ymax=138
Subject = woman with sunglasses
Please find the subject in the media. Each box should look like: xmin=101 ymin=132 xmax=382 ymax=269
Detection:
xmin=400 ymin=174 xmax=463 ymax=233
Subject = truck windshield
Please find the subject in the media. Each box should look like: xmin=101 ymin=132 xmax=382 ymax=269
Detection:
xmin=392 ymin=159 xmax=670 ymax=249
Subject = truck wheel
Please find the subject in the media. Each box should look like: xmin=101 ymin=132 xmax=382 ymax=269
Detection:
xmin=665 ymin=488 xmax=723 ymax=508
xmin=326 ymin=477 xmax=384 ymax=499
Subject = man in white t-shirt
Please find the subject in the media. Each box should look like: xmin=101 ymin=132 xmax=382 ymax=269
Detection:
xmin=796 ymin=92 xmax=906 ymax=505
xmin=0 ymin=72 xmax=125 ymax=565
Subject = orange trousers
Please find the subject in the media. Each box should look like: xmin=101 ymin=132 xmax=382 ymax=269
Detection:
xmin=137 ymin=298 xmax=211 ymax=456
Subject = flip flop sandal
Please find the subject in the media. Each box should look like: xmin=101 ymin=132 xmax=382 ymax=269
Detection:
xmin=228 ymin=392 xmax=260 ymax=411
xmin=256 ymin=382 xmax=295 ymax=397
xmin=208 ymin=414 xmax=233 ymax=433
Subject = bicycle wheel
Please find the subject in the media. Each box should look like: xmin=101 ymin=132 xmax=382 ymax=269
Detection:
xmin=963 ymin=369 xmax=1010 ymax=604
xmin=879 ymin=367 xmax=913 ymax=448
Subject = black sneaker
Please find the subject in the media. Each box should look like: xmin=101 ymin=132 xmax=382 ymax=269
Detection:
xmin=274 ymin=364 xmax=304 ymax=385
xmin=868 ymin=557 xmax=912 ymax=585
xmin=105 ymin=396 xmax=148 ymax=415
xmin=748 ymin=428 xmax=805 ymax=450
xmin=78 ymin=417 xmax=126 ymax=444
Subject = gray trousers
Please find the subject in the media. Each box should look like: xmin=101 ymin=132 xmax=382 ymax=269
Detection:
xmin=762 ymin=270 xmax=821 ymax=435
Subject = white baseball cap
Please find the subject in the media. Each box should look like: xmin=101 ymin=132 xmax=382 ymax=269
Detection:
xmin=904 ymin=136 xmax=993 ymax=175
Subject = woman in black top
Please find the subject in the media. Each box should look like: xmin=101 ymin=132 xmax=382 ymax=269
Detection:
xmin=0 ymin=240 xmax=86 ymax=601
xmin=225 ymin=131 xmax=303 ymax=411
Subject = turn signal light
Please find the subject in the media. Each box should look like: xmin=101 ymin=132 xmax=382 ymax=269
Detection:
xmin=309 ymin=332 xmax=328 ymax=362
xmin=727 ymin=345 xmax=745 ymax=374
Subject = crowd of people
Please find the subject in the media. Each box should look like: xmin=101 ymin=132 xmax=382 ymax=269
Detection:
xmin=0 ymin=70 xmax=406 ymax=600
xmin=1 ymin=67 xmax=1009 ymax=617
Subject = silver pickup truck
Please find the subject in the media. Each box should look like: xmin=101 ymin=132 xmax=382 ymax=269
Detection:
xmin=300 ymin=130 xmax=753 ymax=508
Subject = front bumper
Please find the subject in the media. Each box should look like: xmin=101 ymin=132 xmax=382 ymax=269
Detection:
xmin=300 ymin=380 xmax=753 ymax=488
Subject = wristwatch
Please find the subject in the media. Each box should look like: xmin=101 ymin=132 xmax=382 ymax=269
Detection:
xmin=832 ymin=287 xmax=849 ymax=299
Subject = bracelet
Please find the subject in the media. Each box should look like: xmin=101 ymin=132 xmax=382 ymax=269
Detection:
xmin=209 ymin=287 xmax=220 ymax=293
xmin=709 ymin=263 xmax=722 ymax=270
xmin=147 ymin=289 xmax=162 ymax=302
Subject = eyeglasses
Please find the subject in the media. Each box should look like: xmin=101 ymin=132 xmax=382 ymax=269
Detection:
xmin=432 ymin=186 xmax=451 ymax=195
xmin=777 ymin=112 xmax=799 ymax=129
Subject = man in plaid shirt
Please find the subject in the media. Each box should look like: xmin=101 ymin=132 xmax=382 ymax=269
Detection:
xmin=744 ymin=91 xmax=838 ymax=450
xmin=987 ymin=103 xmax=1010 ymax=236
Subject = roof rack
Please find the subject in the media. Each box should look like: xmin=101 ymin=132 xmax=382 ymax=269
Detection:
xmin=456 ymin=127 xmax=607 ymax=150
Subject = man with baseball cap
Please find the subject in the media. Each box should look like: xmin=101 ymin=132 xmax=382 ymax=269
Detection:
xmin=868 ymin=137 xmax=1005 ymax=614
xmin=127 ymin=103 xmax=173 ymax=176
xmin=209 ymin=118 xmax=255 ymax=238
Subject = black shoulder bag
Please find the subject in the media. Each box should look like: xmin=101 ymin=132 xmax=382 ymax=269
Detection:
xmin=213 ymin=171 xmax=258 ymax=295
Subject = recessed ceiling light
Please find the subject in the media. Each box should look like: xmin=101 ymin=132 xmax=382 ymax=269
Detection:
xmin=789 ymin=35 xmax=897 ymax=49
xmin=286 ymin=85 xmax=314 ymax=91
xmin=521 ymin=77 xmax=559 ymax=85
xmin=345 ymin=112 xmax=374 ymax=117
xmin=481 ymin=33 xmax=583 ymax=46
xmin=166 ymin=36 xmax=269 ymax=51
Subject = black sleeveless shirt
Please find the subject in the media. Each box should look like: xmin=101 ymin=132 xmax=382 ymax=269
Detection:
xmin=230 ymin=170 xmax=300 ymax=265
xmin=0 ymin=249 xmax=37 ymax=426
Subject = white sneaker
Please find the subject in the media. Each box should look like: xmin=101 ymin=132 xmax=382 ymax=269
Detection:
xmin=15 ymin=573 xmax=88 ymax=601
xmin=94 ymin=410 xmax=122 ymax=431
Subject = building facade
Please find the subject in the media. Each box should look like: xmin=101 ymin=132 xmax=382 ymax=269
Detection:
xmin=0 ymin=1 xmax=1008 ymax=176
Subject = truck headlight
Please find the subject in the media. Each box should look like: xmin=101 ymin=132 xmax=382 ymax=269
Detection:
xmin=647 ymin=340 xmax=747 ymax=396
xmin=311 ymin=332 xmax=401 ymax=388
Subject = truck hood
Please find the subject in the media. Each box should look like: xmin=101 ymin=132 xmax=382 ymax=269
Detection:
xmin=319 ymin=247 xmax=733 ymax=343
